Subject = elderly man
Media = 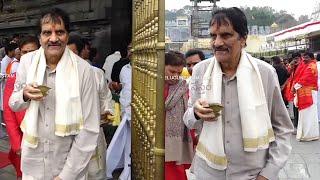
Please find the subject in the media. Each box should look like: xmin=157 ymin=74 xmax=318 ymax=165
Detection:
xmin=9 ymin=8 xmax=99 ymax=180
xmin=183 ymin=7 xmax=293 ymax=180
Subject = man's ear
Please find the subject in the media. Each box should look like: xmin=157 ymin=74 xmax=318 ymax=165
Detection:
xmin=240 ymin=35 xmax=247 ymax=48
xmin=66 ymin=34 xmax=69 ymax=43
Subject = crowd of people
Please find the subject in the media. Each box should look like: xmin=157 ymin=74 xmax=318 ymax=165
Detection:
xmin=0 ymin=8 xmax=132 ymax=180
xmin=0 ymin=5 xmax=319 ymax=180
xmin=269 ymin=52 xmax=320 ymax=142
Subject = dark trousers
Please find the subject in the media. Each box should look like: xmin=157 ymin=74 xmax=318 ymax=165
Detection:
xmin=293 ymin=106 xmax=299 ymax=128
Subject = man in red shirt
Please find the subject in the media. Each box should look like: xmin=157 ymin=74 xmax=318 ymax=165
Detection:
xmin=3 ymin=36 xmax=39 ymax=179
xmin=292 ymin=52 xmax=319 ymax=141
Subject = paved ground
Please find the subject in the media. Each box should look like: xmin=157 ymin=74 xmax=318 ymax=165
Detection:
xmin=1 ymin=125 xmax=320 ymax=180
xmin=0 ymin=134 xmax=16 ymax=180
xmin=279 ymin=125 xmax=320 ymax=180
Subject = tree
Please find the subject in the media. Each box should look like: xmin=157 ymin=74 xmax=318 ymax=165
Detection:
xmin=183 ymin=5 xmax=193 ymax=15
xmin=311 ymin=2 xmax=320 ymax=20
xmin=298 ymin=15 xmax=310 ymax=24
xmin=240 ymin=6 xmax=276 ymax=26
xmin=165 ymin=10 xmax=176 ymax=21
xmin=176 ymin=9 xmax=186 ymax=17
xmin=275 ymin=11 xmax=297 ymax=30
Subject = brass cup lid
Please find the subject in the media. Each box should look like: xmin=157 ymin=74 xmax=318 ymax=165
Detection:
xmin=208 ymin=103 xmax=223 ymax=113
xmin=37 ymin=85 xmax=51 ymax=96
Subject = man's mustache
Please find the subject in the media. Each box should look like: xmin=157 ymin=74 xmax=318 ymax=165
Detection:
xmin=48 ymin=43 xmax=61 ymax=46
xmin=213 ymin=46 xmax=228 ymax=52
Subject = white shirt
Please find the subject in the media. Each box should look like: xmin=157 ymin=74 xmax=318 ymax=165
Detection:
xmin=106 ymin=63 xmax=132 ymax=179
xmin=103 ymin=51 xmax=121 ymax=84
xmin=0 ymin=55 xmax=13 ymax=110
xmin=119 ymin=63 xmax=132 ymax=119
xmin=1 ymin=55 xmax=13 ymax=75
xmin=0 ymin=47 xmax=5 ymax=59
xmin=92 ymin=66 xmax=114 ymax=114
xmin=10 ymin=58 xmax=19 ymax=74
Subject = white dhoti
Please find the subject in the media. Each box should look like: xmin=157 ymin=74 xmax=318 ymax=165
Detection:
xmin=22 ymin=173 xmax=36 ymax=180
xmin=88 ymin=128 xmax=107 ymax=180
xmin=297 ymin=90 xmax=320 ymax=141
xmin=106 ymin=114 xmax=131 ymax=179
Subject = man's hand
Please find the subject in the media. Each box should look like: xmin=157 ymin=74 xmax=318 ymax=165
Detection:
xmin=101 ymin=111 xmax=113 ymax=124
xmin=256 ymin=175 xmax=268 ymax=180
xmin=108 ymin=81 xmax=122 ymax=91
xmin=23 ymin=83 xmax=44 ymax=101
xmin=54 ymin=176 xmax=62 ymax=180
xmin=194 ymin=99 xmax=218 ymax=121
xmin=16 ymin=149 xmax=21 ymax=156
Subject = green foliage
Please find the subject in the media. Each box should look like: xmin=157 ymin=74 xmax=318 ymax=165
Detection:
xmin=298 ymin=15 xmax=310 ymax=24
xmin=165 ymin=10 xmax=176 ymax=21
xmin=252 ymin=49 xmax=287 ymax=59
xmin=240 ymin=6 xmax=276 ymax=26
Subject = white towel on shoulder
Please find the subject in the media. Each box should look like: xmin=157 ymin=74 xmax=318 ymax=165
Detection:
xmin=21 ymin=47 xmax=83 ymax=148
xmin=196 ymin=50 xmax=275 ymax=170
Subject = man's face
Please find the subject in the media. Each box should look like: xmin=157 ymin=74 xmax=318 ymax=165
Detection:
xmin=165 ymin=65 xmax=184 ymax=85
xmin=67 ymin=44 xmax=79 ymax=55
xmin=14 ymin=48 xmax=21 ymax=60
xmin=292 ymin=57 xmax=301 ymax=66
xmin=186 ymin=54 xmax=201 ymax=75
xmin=210 ymin=20 xmax=246 ymax=64
xmin=303 ymin=55 xmax=312 ymax=63
xmin=8 ymin=50 xmax=15 ymax=58
xmin=81 ymin=44 xmax=90 ymax=59
xmin=20 ymin=43 xmax=39 ymax=56
xmin=40 ymin=21 xmax=68 ymax=59
xmin=293 ymin=57 xmax=300 ymax=62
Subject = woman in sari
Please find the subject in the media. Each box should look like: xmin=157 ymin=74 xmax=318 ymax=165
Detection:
xmin=165 ymin=51 xmax=194 ymax=180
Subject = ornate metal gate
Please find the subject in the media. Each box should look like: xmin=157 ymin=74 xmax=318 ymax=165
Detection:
xmin=131 ymin=0 xmax=165 ymax=179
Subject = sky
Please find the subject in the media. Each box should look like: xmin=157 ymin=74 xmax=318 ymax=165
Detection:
xmin=165 ymin=0 xmax=319 ymax=19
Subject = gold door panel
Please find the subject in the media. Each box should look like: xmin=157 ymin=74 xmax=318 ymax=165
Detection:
xmin=131 ymin=0 xmax=165 ymax=179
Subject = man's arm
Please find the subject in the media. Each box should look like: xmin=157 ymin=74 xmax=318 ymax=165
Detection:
xmin=58 ymin=67 xmax=100 ymax=180
xmin=259 ymin=69 xmax=294 ymax=180
xmin=119 ymin=65 xmax=131 ymax=110
xmin=96 ymin=68 xmax=114 ymax=115
xmin=183 ymin=64 xmax=204 ymax=130
xmin=1 ymin=57 xmax=7 ymax=74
